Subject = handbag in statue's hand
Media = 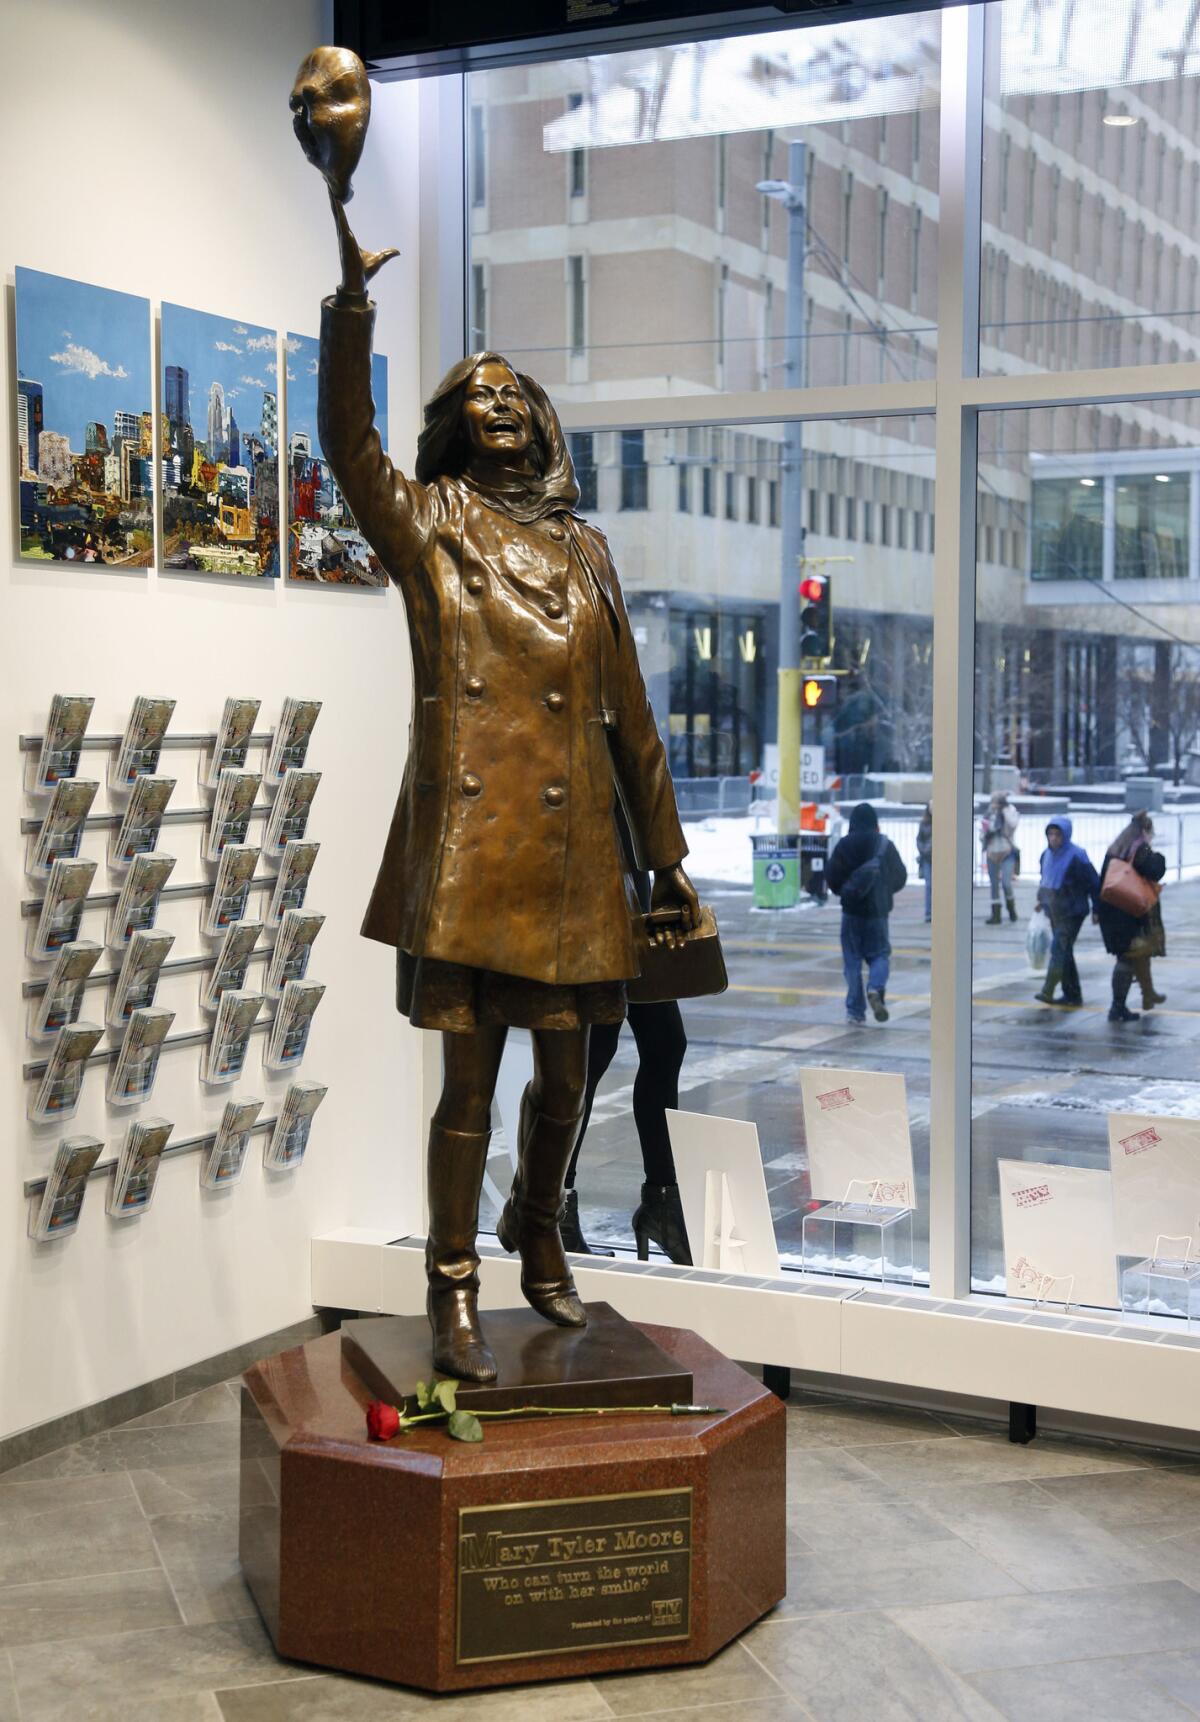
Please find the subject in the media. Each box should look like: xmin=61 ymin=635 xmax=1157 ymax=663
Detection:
xmin=627 ymin=904 xmax=728 ymax=1004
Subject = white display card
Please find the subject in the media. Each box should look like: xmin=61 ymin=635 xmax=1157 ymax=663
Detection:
xmin=998 ymin=1158 xmax=1119 ymax=1309
xmin=1107 ymin=1112 xmax=1200 ymax=1260
xmin=666 ymin=1108 xmax=780 ymax=1277
xmin=799 ymin=1067 xmax=915 ymax=1208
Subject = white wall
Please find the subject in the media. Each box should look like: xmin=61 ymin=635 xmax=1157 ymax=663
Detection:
xmin=0 ymin=0 xmax=426 ymax=1438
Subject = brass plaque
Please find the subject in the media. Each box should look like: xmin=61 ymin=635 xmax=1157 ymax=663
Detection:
xmin=456 ymin=1487 xmax=693 ymax=1664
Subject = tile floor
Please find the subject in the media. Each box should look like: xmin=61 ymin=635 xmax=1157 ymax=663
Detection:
xmin=3 ymin=1379 xmax=1200 ymax=1720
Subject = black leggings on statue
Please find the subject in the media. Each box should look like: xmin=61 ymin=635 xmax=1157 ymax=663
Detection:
xmin=565 ymin=1000 xmax=687 ymax=1189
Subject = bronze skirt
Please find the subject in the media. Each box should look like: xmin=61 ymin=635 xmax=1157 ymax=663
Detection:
xmin=396 ymin=949 xmax=626 ymax=1033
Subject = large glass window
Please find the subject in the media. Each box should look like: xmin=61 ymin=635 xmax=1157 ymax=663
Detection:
xmin=466 ymin=15 xmax=942 ymax=399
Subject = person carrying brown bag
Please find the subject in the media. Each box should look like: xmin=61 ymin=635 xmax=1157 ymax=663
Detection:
xmin=1096 ymin=811 xmax=1167 ymax=1023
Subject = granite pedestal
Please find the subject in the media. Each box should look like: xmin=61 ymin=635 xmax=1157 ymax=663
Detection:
xmin=239 ymin=1312 xmax=785 ymax=1691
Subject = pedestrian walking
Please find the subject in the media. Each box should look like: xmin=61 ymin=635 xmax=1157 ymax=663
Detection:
xmin=827 ymin=802 xmax=908 ymax=1025
xmin=1097 ymin=810 xmax=1167 ymax=1023
xmin=917 ymin=803 xmax=933 ymax=924
xmin=980 ymin=791 xmax=1020 ymax=924
xmin=1033 ymin=816 xmax=1100 ymax=1008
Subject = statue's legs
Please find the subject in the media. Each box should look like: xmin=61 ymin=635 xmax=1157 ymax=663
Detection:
xmin=426 ymin=1025 xmax=507 ymax=1382
xmin=497 ymin=1027 xmax=589 ymax=1328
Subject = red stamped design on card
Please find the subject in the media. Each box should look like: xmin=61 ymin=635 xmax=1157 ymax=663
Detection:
xmin=872 ymin=1179 xmax=912 ymax=1206
xmin=1119 ymin=1126 xmax=1161 ymax=1156
xmin=1011 ymin=1254 xmax=1045 ymax=1288
xmin=1013 ymin=1182 xmax=1052 ymax=1208
xmin=817 ymin=1085 xmax=854 ymax=1111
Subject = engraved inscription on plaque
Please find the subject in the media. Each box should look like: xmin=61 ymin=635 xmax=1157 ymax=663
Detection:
xmin=456 ymin=1487 xmax=693 ymax=1664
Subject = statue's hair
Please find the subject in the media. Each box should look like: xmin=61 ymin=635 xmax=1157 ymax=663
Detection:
xmin=415 ymin=351 xmax=579 ymax=508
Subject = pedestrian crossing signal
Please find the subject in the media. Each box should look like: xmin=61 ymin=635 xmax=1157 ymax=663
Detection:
xmin=803 ymin=675 xmax=835 ymax=709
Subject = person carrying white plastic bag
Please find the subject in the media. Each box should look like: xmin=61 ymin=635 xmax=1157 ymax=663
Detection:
xmin=1026 ymin=907 xmax=1051 ymax=972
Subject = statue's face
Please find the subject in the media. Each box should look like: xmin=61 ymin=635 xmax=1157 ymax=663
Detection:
xmin=462 ymin=362 xmax=533 ymax=459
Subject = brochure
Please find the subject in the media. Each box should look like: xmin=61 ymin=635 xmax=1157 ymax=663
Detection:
xmin=265 ymin=698 xmax=321 ymax=785
xmin=29 ymin=1135 xmax=104 ymax=1241
xmin=33 ymin=695 xmax=95 ymax=793
xmin=265 ymin=978 xmax=325 ymax=1070
xmin=30 ymin=940 xmax=102 ymax=1040
xmin=31 ymin=857 xmax=97 ymax=960
xmin=206 ymin=769 xmax=261 ymax=860
xmin=266 ymin=841 xmax=319 ymax=925
xmin=28 ymin=779 xmax=98 ymax=877
xmin=263 ymin=769 xmax=320 ymax=858
xmin=204 ymin=697 xmax=261 ymax=788
xmin=107 ymin=1117 xmax=173 ymax=1219
xmin=108 ymin=852 xmax=176 ymax=948
xmin=110 ymin=775 xmax=175 ymax=869
xmin=106 ymin=1005 xmax=175 ymax=1106
xmin=201 ymin=920 xmax=262 ymax=1010
xmin=200 ymin=1096 xmax=264 ymax=1189
xmin=203 ymin=989 xmax=264 ymax=1084
xmin=111 ymin=697 xmax=176 ymax=789
xmin=264 ymin=1080 xmax=328 ymax=1170
xmin=108 ymin=929 xmax=175 ymax=1029
xmin=28 ymin=1021 xmax=103 ymax=1123
xmin=204 ymin=844 xmax=260 ymax=935
xmin=266 ymin=910 xmax=325 ymax=995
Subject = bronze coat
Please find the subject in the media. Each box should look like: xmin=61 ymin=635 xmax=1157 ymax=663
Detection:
xmin=319 ymin=298 xmax=687 ymax=986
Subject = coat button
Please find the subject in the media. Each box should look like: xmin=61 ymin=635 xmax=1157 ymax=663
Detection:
xmin=461 ymin=774 xmax=482 ymax=797
xmin=465 ymin=676 xmax=485 ymax=698
xmin=466 ymin=574 xmax=484 ymax=595
xmin=547 ymin=525 xmax=565 ymax=542
xmin=543 ymin=785 xmax=565 ymax=808
xmin=544 ymin=598 xmax=564 ymax=619
xmin=545 ymin=691 xmax=564 ymax=712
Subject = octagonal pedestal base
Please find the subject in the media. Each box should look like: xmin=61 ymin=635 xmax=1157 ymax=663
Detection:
xmin=239 ymin=1317 xmax=785 ymax=1691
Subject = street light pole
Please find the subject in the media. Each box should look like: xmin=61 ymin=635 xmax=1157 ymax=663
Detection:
xmin=760 ymin=139 xmax=808 ymax=836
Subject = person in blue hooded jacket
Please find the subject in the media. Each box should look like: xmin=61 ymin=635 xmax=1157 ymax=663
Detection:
xmin=1033 ymin=815 xmax=1100 ymax=1008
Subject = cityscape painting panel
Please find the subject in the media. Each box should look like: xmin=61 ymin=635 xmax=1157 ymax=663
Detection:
xmin=15 ymin=268 xmax=154 ymax=566
xmin=161 ymin=304 xmax=280 ymax=578
xmin=285 ymin=332 xmax=388 ymax=585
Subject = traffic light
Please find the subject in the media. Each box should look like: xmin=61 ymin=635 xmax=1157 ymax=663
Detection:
xmin=802 ymin=674 xmax=836 ymax=710
xmin=799 ymin=572 xmax=833 ymax=663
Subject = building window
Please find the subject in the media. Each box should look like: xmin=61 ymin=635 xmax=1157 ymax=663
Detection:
xmin=913 ymin=510 xmax=924 ymax=553
xmin=620 ymin=430 xmax=647 ymax=510
xmin=570 ymin=433 xmax=597 ymax=512
xmin=827 ymin=492 xmax=838 ymax=536
xmin=469 ymin=264 xmax=487 ymax=350
xmin=910 ymin=205 xmax=922 ymax=311
xmin=880 ymin=502 xmax=891 ymax=546
xmin=768 ymin=480 xmax=779 ymax=528
xmin=470 ymin=104 xmax=486 ymax=208
xmin=896 ymin=507 xmax=907 ymax=550
xmin=724 ymin=470 xmax=737 ymax=520
xmin=701 ymin=466 xmax=715 ymax=517
xmin=845 ymin=496 xmax=857 ymax=540
xmin=677 ymin=462 xmax=690 ymax=512
xmin=567 ymin=93 xmax=586 ymax=198
xmin=747 ymin=476 xmax=759 ymax=524
xmin=862 ymin=500 xmax=873 ymax=544
xmin=568 ymin=255 xmax=586 ymax=356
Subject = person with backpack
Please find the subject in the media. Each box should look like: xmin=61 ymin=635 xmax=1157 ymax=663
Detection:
xmin=1096 ymin=810 xmax=1167 ymax=1023
xmin=827 ymin=802 xmax=908 ymax=1025
xmin=980 ymin=791 xmax=1020 ymax=925
xmin=1033 ymin=815 xmax=1100 ymax=1008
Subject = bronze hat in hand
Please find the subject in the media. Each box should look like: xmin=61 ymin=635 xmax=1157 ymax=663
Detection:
xmin=291 ymin=46 xmax=371 ymax=203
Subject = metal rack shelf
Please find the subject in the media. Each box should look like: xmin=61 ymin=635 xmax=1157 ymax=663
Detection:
xmin=22 ymin=947 xmax=270 ymax=1000
xmin=21 ymin=806 xmax=269 ymax=836
xmin=23 ymin=1113 xmax=280 ymax=1200
xmin=24 ymin=1015 xmax=273 ymax=1082
xmin=22 ymin=876 xmax=273 ymax=919
xmin=20 ymin=731 xmax=274 ymax=754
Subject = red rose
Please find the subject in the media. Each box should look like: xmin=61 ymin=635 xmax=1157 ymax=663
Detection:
xmin=366 ymin=1400 xmax=401 ymax=1440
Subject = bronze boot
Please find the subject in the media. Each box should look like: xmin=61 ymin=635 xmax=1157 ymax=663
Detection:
xmin=425 ymin=1124 xmax=497 ymax=1382
xmin=496 ymin=1089 xmax=586 ymax=1327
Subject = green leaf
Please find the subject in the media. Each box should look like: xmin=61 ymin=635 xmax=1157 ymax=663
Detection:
xmin=414 ymin=1379 xmax=433 ymax=1411
xmin=447 ymin=1409 xmax=483 ymax=1443
xmin=432 ymin=1380 xmax=458 ymax=1413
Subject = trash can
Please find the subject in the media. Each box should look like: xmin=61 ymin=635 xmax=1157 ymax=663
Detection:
xmin=751 ymin=833 xmax=800 ymax=909
xmin=801 ymin=830 xmax=829 ymax=900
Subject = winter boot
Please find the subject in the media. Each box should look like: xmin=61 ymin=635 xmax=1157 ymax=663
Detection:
xmin=632 ymin=1183 xmax=693 ymax=1265
xmin=1005 ymin=893 xmax=1018 ymax=922
xmin=987 ymin=904 xmax=1003 ymax=925
xmin=425 ymin=1124 xmax=497 ymax=1382
xmin=1108 ymin=963 xmax=1141 ymax=1024
xmin=559 ymin=1188 xmax=615 ymax=1257
xmin=497 ymin=1088 xmax=586 ymax=1327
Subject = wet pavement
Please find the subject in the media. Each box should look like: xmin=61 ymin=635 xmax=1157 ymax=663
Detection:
xmin=488 ymin=862 xmax=1200 ymax=1293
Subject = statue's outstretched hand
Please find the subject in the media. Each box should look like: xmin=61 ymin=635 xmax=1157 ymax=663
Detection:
xmin=330 ymin=193 xmax=399 ymax=300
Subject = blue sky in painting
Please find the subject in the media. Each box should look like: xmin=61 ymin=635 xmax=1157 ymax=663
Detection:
xmin=15 ymin=268 xmax=151 ymax=447
xmin=160 ymin=303 xmax=278 ymax=446
xmin=285 ymin=331 xmax=388 ymax=458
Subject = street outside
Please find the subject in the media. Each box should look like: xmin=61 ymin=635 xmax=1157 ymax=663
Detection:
xmin=482 ymin=831 xmax=1200 ymax=1295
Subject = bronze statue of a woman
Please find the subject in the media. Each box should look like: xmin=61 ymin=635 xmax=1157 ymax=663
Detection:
xmin=293 ymin=49 xmax=699 ymax=1384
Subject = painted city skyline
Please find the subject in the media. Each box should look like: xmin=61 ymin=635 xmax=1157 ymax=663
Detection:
xmin=285 ymin=331 xmax=388 ymax=585
xmin=15 ymin=267 xmax=153 ymax=565
xmin=161 ymin=303 xmax=280 ymax=578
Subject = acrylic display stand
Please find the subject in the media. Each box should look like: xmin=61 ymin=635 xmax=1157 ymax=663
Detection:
xmin=1121 ymin=1235 xmax=1200 ymax=1328
xmin=801 ymin=1179 xmax=915 ymax=1287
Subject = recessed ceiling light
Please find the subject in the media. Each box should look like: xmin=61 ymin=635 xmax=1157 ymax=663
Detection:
xmin=1103 ymin=113 xmax=1137 ymax=127
xmin=1079 ymin=478 xmax=1097 ymax=487
xmin=1155 ymin=473 xmax=1170 ymax=482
